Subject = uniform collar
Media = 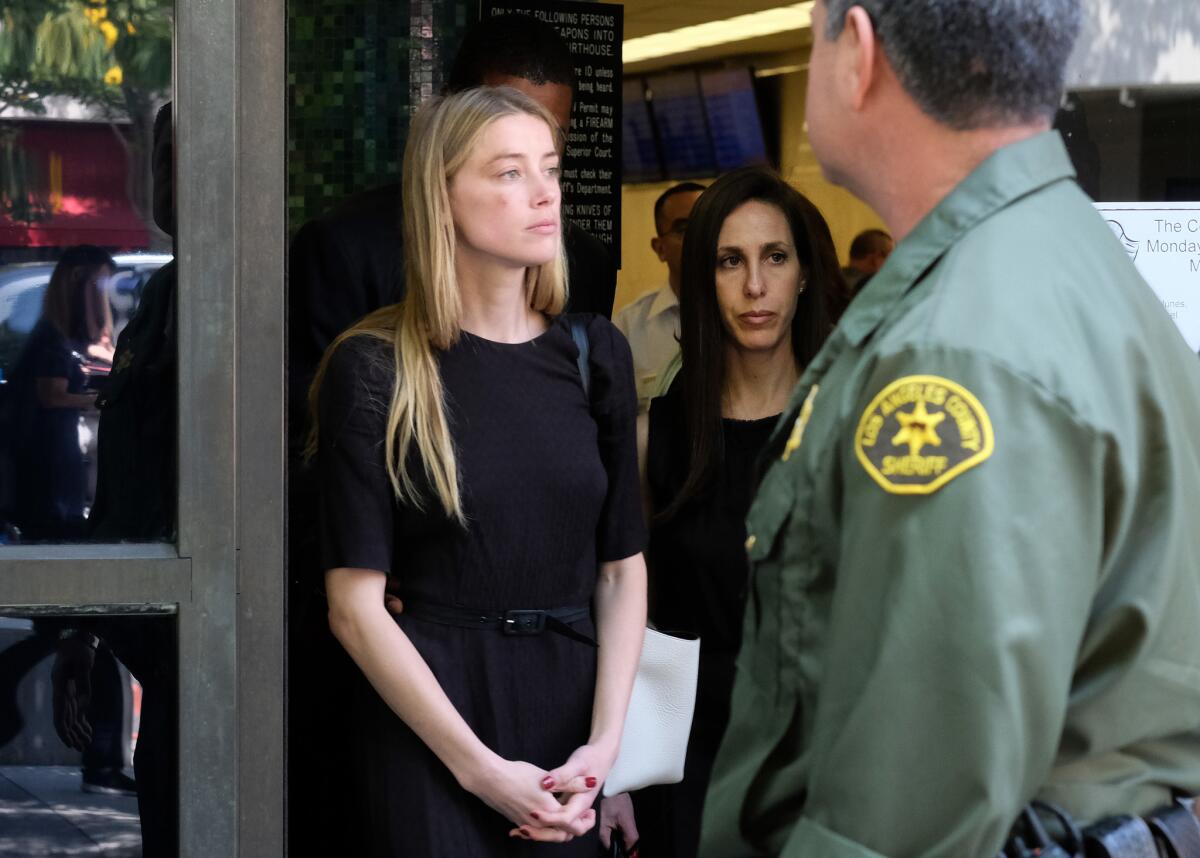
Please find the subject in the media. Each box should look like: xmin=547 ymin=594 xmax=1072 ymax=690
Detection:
xmin=648 ymin=283 xmax=679 ymax=319
xmin=837 ymin=130 xmax=1077 ymax=349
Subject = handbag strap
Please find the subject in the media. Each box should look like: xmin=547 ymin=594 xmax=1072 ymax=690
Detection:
xmin=569 ymin=316 xmax=591 ymax=398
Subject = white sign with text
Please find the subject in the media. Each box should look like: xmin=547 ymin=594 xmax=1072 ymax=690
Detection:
xmin=1095 ymin=203 xmax=1200 ymax=352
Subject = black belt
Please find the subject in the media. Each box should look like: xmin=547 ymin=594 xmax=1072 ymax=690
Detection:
xmin=402 ymin=599 xmax=597 ymax=648
xmin=1003 ymin=797 xmax=1200 ymax=858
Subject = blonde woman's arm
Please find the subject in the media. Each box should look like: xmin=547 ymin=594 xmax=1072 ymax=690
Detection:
xmin=531 ymin=553 xmax=646 ymax=839
xmin=326 ymin=566 xmax=595 ymax=840
xmin=592 ymin=410 xmax=651 ymax=850
xmin=510 ymin=317 xmax=647 ymax=842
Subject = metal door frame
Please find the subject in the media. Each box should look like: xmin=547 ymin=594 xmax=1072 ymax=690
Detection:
xmin=0 ymin=0 xmax=287 ymax=853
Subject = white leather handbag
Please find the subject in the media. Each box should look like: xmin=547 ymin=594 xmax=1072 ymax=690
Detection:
xmin=603 ymin=627 xmax=701 ymax=797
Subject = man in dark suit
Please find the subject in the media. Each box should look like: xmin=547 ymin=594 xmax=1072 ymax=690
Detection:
xmin=287 ymin=15 xmax=616 ymax=853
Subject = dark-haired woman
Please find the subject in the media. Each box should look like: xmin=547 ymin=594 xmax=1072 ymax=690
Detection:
xmin=622 ymin=167 xmax=843 ymax=857
xmin=7 ymin=245 xmax=114 ymax=540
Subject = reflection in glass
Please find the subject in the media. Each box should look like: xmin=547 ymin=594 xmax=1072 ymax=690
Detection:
xmin=0 ymin=613 xmax=177 ymax=856
xmin=3 ymin=248 xmax=110 ymax=540
xmin=0 ymin=0 xmax=175 ymax=545
xmin=1057 ymin=87 xmax=1200 ymax=203
xmin=1056 ymin=87 xmax=1200 ymax=352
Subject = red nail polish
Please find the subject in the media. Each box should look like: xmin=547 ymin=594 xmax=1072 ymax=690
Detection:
xmin=530 ymin=812 xmax=540 ymax=820
xmin=585 ymin=776 xmax=597 ymax=789
xmin=541 ymin=776 xmax=555 ymax=789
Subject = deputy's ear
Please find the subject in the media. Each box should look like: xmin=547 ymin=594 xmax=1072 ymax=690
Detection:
xmin=842 ymin=6 xmax=878 ymax=112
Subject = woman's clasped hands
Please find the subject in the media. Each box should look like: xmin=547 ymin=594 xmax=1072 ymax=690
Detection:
xmin=465 ymin=743 xmax=612 ymax=843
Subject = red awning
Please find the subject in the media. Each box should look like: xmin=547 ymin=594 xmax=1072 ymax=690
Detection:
xmin=0 ymin=120 xmax=150 ymax=249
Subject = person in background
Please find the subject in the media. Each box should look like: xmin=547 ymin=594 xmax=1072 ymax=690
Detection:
xmin=90 ymin=101 xmax=177 ymax=543
xmin=606 ymin=167 xmax=840 ymax=858
xmin=53 ymin=100 xmax=179 ymax=858
xmin=702 ymin=0 xmax=1200 ymax=855
xmin=614 ymin=182 xmax=704 ymax=413
xmin=6 ymin=245 xmax=111 ymax=541
xmin=76 ymin=261 xmax=115 ymax=365
xmin=311 ymin=86 xmax=645 ymax=855
xmin=840 ymin=227 xmax=893 ymax=293
xmin=0 ymin=243 xmax=159 ymax=835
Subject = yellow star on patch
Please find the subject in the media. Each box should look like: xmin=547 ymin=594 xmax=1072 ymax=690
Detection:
xmin=855 ymin=375 xmax=994 ymax=495
xmin=891 ymin=398 xmax=945 ymax=457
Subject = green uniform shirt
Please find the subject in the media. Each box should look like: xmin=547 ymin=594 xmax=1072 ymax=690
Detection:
xmin=700 ymin=132 xmax=1200 ymax=857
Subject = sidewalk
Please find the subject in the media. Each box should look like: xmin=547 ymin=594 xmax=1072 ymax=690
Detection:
xmin=0 ymin=766 xmax=141 ymax=857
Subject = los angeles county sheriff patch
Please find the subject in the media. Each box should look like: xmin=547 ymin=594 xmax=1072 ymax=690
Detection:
xmin=854 ymin=375 xmax=993 ymax=495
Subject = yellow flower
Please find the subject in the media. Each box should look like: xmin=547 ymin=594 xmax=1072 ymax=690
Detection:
xmin=104 ymin=65 xmax=123 ymax=86
xmin=99 ymin=19 xmax=118 ymax=48
xmin=126 ymin=21 xmax=136 ymax=35
xmin=83 ymin=7 xmax=104 ymax=24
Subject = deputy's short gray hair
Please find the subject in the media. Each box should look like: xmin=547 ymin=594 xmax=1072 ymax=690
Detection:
xmin=823 ymin=0 xmax=1081 ymax=130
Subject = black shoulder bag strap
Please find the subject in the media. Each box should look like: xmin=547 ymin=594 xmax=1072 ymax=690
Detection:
xmin=570 ymin=316 xmax=591 ymax=398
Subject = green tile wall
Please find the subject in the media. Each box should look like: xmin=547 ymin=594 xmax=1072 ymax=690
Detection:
xmin=287 ymin=0 xmax=471 ymax=235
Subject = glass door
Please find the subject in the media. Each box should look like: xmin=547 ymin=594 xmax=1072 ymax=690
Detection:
xmin=0 ymin=0 xmax=286 ymax=854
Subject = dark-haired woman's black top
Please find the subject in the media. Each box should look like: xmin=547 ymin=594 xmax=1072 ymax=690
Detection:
xmin=317 ymin=314 xmax=644 ymax=858
xmin=637 ymin=379 xmax=777 ymax=858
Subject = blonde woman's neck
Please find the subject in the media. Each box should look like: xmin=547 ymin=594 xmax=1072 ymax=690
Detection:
xmin=456 ymin=253 xmax=547 ymax=344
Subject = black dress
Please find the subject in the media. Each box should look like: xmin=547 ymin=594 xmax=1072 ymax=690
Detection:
xmin=317 ymin=314 xmax=644 ymax=857
xmin=635 ymin=379 xmax=777 ymax=858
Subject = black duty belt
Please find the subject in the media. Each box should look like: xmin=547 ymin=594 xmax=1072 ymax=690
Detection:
xmin=1002 ymin=797 xmax=1200 ymax=858
xmin=402 ymin=599 xmax=597 ymax=648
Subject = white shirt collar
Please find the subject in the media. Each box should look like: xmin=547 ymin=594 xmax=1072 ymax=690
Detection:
xmin=648 ymin=283 xmax=679 ymax=320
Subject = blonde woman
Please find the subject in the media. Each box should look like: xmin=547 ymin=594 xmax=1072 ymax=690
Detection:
xmin=309 ymin=87 xmax=647 ymax=855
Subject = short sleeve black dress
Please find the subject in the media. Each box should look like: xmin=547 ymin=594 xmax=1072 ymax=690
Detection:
xmin=317 ymin=314 xmax=644 ymax=857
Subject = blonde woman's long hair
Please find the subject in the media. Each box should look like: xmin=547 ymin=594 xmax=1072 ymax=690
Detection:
xmin=307 ymin=86 xmax=568 ymax=523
